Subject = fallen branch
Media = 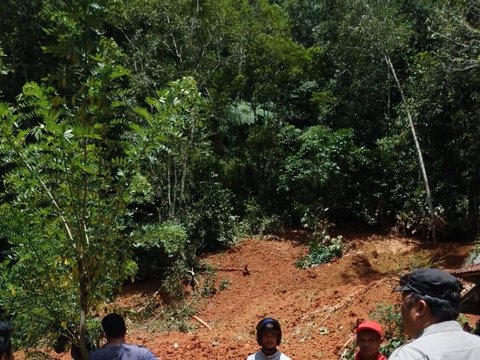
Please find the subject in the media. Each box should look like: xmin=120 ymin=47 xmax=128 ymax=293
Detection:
xmin=299 ymin=286 xmax=367 ymax=325
xmin=211 ymin=265 xmax=251 ymax=275
xmin=215 ymin=267 xmax=246 ymax=272
xmin=338 ymin=334 xmax=356 ymax=357
xmin=192 ymin=315 xmax=212 ymax=330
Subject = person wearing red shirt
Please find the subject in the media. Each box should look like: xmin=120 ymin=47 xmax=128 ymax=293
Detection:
xmin=354 ymin=320 xmax=387 ymax=360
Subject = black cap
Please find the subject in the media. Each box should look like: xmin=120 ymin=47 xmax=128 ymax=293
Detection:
xmin=394 ymin=268 xmax=462 ymax=299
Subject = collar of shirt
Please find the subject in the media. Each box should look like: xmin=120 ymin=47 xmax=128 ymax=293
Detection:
xmin=355 ymin=351 xmax=387 ymax=360
xmin=417 ymin=320 xmax=462 ymax=338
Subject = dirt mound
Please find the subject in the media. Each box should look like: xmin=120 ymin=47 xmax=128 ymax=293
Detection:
xmin=36 ymin=232 xmax=476 ymax=360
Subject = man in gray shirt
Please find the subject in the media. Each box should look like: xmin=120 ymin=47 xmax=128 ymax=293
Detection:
xmin=91 ymin=313 xmax=158 ymax=360
xmin=389 ymin=268 xmax=480 ymax=360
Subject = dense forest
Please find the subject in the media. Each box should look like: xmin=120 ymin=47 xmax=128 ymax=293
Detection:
xmin=0 ymin=0 xmax=479 ymax=357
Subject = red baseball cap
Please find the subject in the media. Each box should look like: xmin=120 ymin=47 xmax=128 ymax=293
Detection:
xmin=355 ymin=320 xmax=383 ymax=338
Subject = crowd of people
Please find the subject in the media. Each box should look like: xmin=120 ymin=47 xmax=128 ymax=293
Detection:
xmin=2 ymin=267 xmax=480 ymax=359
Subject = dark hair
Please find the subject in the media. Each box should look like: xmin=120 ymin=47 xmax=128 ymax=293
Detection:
xmin=101 ymin=313 xmax=126 ymax=339
xmin=409 ymin=291 xmax=460 ymax=321
xmin=0 ymin=320 xmax=13 ymax=357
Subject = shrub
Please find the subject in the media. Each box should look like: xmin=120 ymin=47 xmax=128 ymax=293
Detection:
xmin=464 ymin=237 xmax=480 ymax=265
xmin=185 ymin=181 xmax=237 ymax=251
xmin=132 ymin=222 xmax=192 ymax=298
xmin=218 ymin=278 xmax=231 ymax=291
xmin=135 ymin=301 xmax=197 ymax=333
xmin=199 ymin=266 xmax=217 ymax=298
xmin=296 ymin=236 xmax=343 ymax=268
xmin=395 ymin=190 xmax=446 ymax=241
xmin=370 ymin=303 xmax=406 ymax=357
xmin=236 ymin=199 xmax=284 ymax=237
xmin=296 ymin=217 xmax=344 ymax=268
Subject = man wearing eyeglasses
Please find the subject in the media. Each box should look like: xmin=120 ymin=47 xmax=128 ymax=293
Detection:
xmin=389 ymin=268 xmax=480 ymax=359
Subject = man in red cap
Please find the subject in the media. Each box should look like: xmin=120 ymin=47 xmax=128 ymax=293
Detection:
xmin=354 ymin=320 xmax=387 ymax=360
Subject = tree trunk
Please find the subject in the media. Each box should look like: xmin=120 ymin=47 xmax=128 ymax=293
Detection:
xmin=469 ymin=174 xmax=479 ymax=236
xmin=79 ymin=259 xmax=89 ymax=360
xmin=385 ymin=55 xmax=437 ymax=243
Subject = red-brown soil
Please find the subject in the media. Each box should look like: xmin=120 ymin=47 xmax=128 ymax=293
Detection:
xmin=29 ymin=232 xmax=478 ymax=360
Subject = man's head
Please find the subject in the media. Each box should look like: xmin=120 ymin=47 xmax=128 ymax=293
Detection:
xmin=101 ymin=313 xmax=127 ymax=340
xmin=394 ymin=268 xmax=462 ymax=338
xmin=355 ymin=320 xmax=383 ymax=359
xmin=0 ymin=320 xmax=13 ymax=360
xmin=256 ymin=318 xmax=282 ymax=351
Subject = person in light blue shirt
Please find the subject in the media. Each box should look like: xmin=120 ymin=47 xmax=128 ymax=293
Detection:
xmin=91 ymin=313 xmax=158 ymax=360
xmin=389 ymin=268 xmax=480 ymax=360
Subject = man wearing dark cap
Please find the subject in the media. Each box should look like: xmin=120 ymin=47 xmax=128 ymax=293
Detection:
xmin=389 ymin=268 xmax=480 ymax=359
xmin=354 ymin=320 xmax=387 ymax=360
xmin=91 ymin=313 xmax=158 ymax=360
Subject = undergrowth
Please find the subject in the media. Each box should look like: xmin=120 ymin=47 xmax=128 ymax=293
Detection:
xmin=114 ymin=262 xmax=229 ymax=334
xmin=296 ymin=218 xmax=344 ymax=268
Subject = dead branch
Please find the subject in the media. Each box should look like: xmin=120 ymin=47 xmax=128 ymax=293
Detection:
xmin=299 ymin=286 xmax=369 ymax=325
xmin=203 ymin=266 xmax=252 ymax=275
xmin=338 ymin=334 xmax=356 ymax=357
xmin=192 ymin=315 xmax=212 ymax=330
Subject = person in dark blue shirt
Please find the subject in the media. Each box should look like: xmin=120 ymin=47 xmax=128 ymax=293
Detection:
xmin=91 ymin=313 xmax=158 ymax=360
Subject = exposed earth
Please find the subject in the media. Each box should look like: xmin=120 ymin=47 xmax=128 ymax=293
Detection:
xmin=32 ymin=231 xmax=478 ymax=359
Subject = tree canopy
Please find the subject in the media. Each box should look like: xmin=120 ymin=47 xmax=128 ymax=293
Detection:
xmin=1 ymin=0 xmax=480 ymax=356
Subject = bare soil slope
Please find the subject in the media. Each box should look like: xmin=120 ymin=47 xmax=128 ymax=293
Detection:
xmin=39 ymin=232 xmax=476 ymax=360
xmin=119 ymin=232 xmax=474 ymax=359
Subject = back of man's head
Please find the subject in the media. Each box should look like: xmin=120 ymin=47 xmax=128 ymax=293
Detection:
xmin=395 ymin=268 xmax=462 ymax=321
xmin=102 ymin=313 xmax=126 ymax=339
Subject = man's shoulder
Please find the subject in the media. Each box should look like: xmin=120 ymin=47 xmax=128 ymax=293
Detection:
xmin=245 ymin=351 xmax=291 ymax=360
xmin=124 ymin=344 xmax=157 ymax=359
xmin=389 ymin=327 xmax=480 ymax=359
xmin=123 ymin=344 xmax=150 ymax=350
xmin=90 ymin=346 xmax=116 ymax=360
xmin=91 ymin=344 xmax=157 ymax=360
xmin=388 ymin=340 xmax=427 ymax=360
xmin=462 ymin=331 xmax=480 ymax=341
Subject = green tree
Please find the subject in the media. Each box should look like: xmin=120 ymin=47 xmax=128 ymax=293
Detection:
xmin=131 ymin=77 xmax=208 ymax=220
xmin=0 ymin=1 xmax=136 ymax=357
xmin=0 ymin=74 xmax=134 ymax=357
xmin=405 ymin=0 xmax=480 ymax=237
xmin=278 ymin=125 xmax=368 ymax=223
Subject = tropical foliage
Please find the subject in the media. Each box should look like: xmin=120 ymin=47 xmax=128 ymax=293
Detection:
xmin=1 ymin=0 xmax=480 ymax=356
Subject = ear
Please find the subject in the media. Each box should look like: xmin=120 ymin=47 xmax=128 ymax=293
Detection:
xmin=415 ymin=299 xmax=429 ymax=317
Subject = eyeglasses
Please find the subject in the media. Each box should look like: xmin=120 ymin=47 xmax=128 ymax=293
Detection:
xmin=400 ymin=283 xmax=425 ymax=296
xmin=397 ymin=274 xmax=427 ymax=297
